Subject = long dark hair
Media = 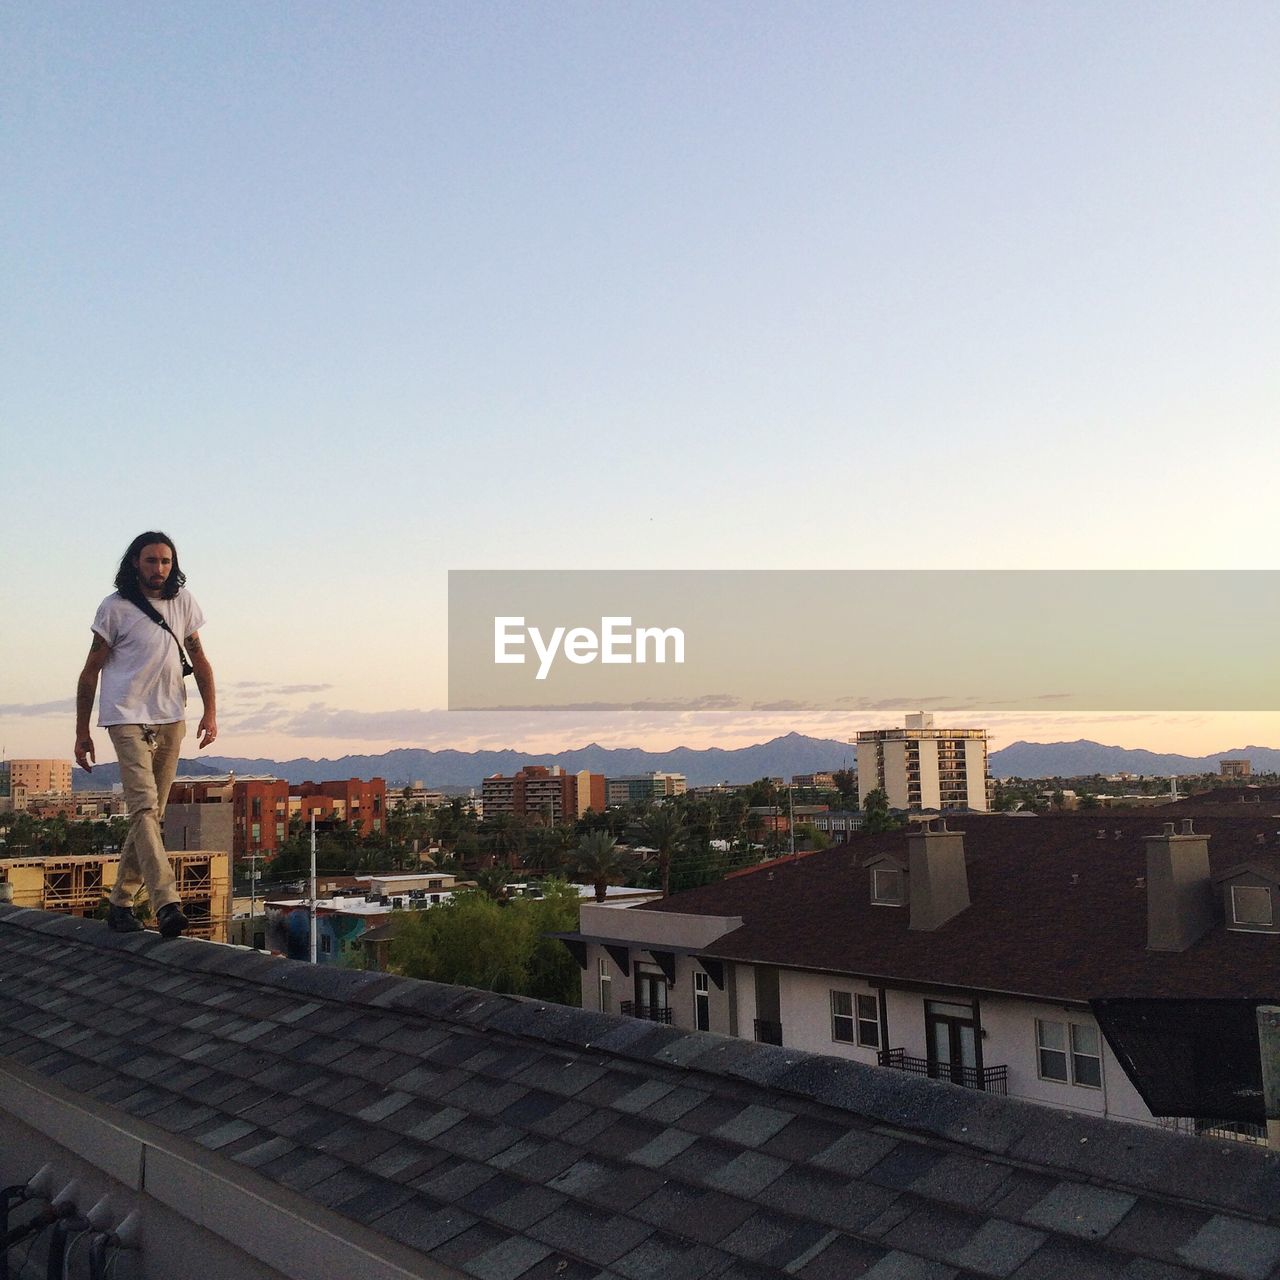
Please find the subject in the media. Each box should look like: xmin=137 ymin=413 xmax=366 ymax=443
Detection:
xmin=114 ymin=531 xmax=186 ymax=601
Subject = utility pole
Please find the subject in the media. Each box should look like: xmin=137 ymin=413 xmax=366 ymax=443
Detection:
xmin=788 ymin=784 xmax=795 ymax=857
xmin=309 ymin=812 xmax=317 ymax=965
xmin=249 ymin=848 xmax=259 ymax=948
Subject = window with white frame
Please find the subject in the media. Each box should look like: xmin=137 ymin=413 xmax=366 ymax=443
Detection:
xmin=1037 ymin=1018 xmax=1102 ymax=1088
xmin=1232 ymin=885 xmax=1274 ymax=927
xmin=598 ymin=957 xmax=612 ymax=1013
xmin=871 ymin=868 xmax=903 ymax=905
xmin=856 ymin=994 xmax=880 ymax=1048
xmin=694 ymin=970 xmax=710 ymax=1031
xmin=1070 ymin=1023 xmax=1103 ymax=1087
xmin=831 ymin=990 xmax=855 ymax=1042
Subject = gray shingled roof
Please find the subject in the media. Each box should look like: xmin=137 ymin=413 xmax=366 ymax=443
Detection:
xmin=3 ymin=904 xmax=1280 ymax=1279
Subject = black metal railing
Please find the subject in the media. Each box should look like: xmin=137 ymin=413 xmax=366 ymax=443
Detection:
xmin=620 ymin=1000 xmax=672 ymax=1024
xmin=754 ymin=1018 xmax=783 ymax=1045
xmin=878 ymin=1047 xmax=1007 ymax=1095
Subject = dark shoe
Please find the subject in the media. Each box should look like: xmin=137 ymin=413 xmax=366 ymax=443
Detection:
xmin=107 ymin=904 xmax=144 ymax=933
xmin=156 ymin=903 xmax=188 ymax=939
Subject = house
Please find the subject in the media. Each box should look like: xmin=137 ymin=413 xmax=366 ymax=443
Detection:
xmin=562 ymin=811 xmax=1280 ymax=1137
xmin=3 ymin=904 xmax=1280 ymax=1280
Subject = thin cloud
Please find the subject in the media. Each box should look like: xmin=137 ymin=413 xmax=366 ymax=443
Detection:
xmin=0 ymin=699 xmax=73 ymax=717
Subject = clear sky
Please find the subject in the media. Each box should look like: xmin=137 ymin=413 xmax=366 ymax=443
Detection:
xmin=3 ymin=2 xmax=1277 ymax=765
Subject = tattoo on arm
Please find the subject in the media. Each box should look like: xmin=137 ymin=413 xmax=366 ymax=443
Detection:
xmin=76 ymin=673 xmax=96 ymax=727
xmin=89 ymin=634 xmax=108 ymax=654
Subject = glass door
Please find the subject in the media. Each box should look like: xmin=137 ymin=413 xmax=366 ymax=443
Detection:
xmin=635 ymin=965 xmax=669 ymax=1019
xmin=926 ymin=1000 xmax=979 ymax=1086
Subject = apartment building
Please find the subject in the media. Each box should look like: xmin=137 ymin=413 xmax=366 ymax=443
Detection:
xmin=562 ymin=810 xmax=1280 ymax=1136
xmin=4 ymin=759 xmax=73 ymax=796
xmin=604 ymin=771 xmax=687 ymax=807
xmin=482 ymin=765 xmax=605 ymax=822
xmin=856 ymin=712 xmax=990 ymax=812
xmin=165 ymin=775 xmax=386 ymax=858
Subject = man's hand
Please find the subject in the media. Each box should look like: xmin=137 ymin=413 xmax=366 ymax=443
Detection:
xmin=188 ymin=632 xmax=217 ymax=750
xmin=75 ymin=634 xmax=110 ymax=773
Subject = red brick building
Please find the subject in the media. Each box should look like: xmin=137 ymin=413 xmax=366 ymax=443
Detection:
xmin=165 ymin=776 xmax=385 ymax=858
xmin=293 ymin=779 xmax=386 ymax=839
xmin=482 ymin=766 xmax=603 ymax=824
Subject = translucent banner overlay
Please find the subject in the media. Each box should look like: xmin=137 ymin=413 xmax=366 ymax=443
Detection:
xmin=447 ymin=570 xmax=1280 ymax=712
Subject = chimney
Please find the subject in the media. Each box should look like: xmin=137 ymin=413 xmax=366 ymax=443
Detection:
xmin=1145 ymin=819 xmax=1214 ymax=952
xmin=908 ymin=819 xmax=970 ymax=931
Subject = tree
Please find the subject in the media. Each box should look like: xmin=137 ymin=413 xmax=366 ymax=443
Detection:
xmin=473 ymin=866 xmax=511 ymax=902
xmin=862 ymin=788 xmax=898 ymax=834
xmin=574 ymin=831 xmax=628 ymax=902
xmin=631 ymin=806 xmax=688 ymax=898
xmin=390 ymin=879 xmax=582 ymax=1005
xmin=832 ymin=768 xmax=857 ymax=805
xmin=481 ymin=812 xmax=526 ymax=869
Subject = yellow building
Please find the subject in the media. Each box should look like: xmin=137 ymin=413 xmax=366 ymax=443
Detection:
xmin=6 ymin=759 xmax=74 ymax=796
xmin=0 ymin=850 xmax=231 ymax=942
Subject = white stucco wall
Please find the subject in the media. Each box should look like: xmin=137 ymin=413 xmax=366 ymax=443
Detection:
xmin=917 ymin=738 xmax=941 ymax=811
xmin=767 ymin=968 xmax=1160 ymax=1128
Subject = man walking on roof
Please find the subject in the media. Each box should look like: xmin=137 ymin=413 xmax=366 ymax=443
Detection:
xmin=75 ymin=531 xmax=218 ymax=937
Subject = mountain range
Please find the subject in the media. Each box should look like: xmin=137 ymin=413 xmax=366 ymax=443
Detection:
xmin=69 ymin=734 xmax=1277 ymax=791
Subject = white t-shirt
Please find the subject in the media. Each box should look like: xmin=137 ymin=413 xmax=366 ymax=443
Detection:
xmin=91 ymin=589 xmax=206 ymax=727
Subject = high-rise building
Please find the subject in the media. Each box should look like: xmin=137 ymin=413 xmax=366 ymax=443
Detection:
xmin=6 ymin=759 xmax=73 ymax=796
xmin=855 ymin=713 xmax=989 ymax=812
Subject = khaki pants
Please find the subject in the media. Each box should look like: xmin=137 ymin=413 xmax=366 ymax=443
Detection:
xmin=108 ymin=721 xmax=185 ymax=913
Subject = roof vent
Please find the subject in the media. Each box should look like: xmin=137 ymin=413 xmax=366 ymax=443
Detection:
xmin=1070 ymin=873 xmax=1080 ymax=886
xmin=1115 ymin=830 xmax=1123 ymax=840
xmin=1181 ymin=819 xmax=1195 ymax=835
xmin=1097 ymin=829 xmax=1107 ymax=839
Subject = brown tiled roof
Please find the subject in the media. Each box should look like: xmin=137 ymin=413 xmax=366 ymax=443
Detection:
xmin=638 ymin=813 xmax=1280 ymax=1004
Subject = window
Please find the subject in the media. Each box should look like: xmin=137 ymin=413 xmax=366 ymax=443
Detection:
xmin=1071 ymin=1023 xmax=1103 ymax=1088
xmin=831 ymin=990 xmax=855 ymax=1042
xmin=872 ymin=868 xmax=903 ymax=905
xmin=856 ymin=994 xmax=880 ymax=1048
xmin=321 ymin=936 xmax=331 ymax=955
xmin=1232 ymin=885 xmax=1274 ymax=927
xmin=1036 ymin=1019 xmax=1068 ymax=1081
xmin=598 ymin=958 xmax=612 ymax=1013
xmin=694 ymin=971 xmax=710 ymax=1032
xmin=1037 ymin=1018 xmax=1102 ymax=1088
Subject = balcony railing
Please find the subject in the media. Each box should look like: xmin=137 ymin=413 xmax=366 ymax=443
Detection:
xmin=879 ymin=1047 xmax=1008 ymax=1095
xmin=620 ymin=1001 xmax=672 ymax=1024
xmin=754 ymin=1018 xmax=783 ymax=1045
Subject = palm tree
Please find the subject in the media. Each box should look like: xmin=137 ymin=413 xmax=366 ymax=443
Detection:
xmin=483 ymin=812 xmax=526 ymax=869
xmin=632 ymin=805 xmax=688 ymax=898
xmin=574 ymin=831 xmax=628 ymax=902
xmin=473 ymin=866 xmax=510 ymax=902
